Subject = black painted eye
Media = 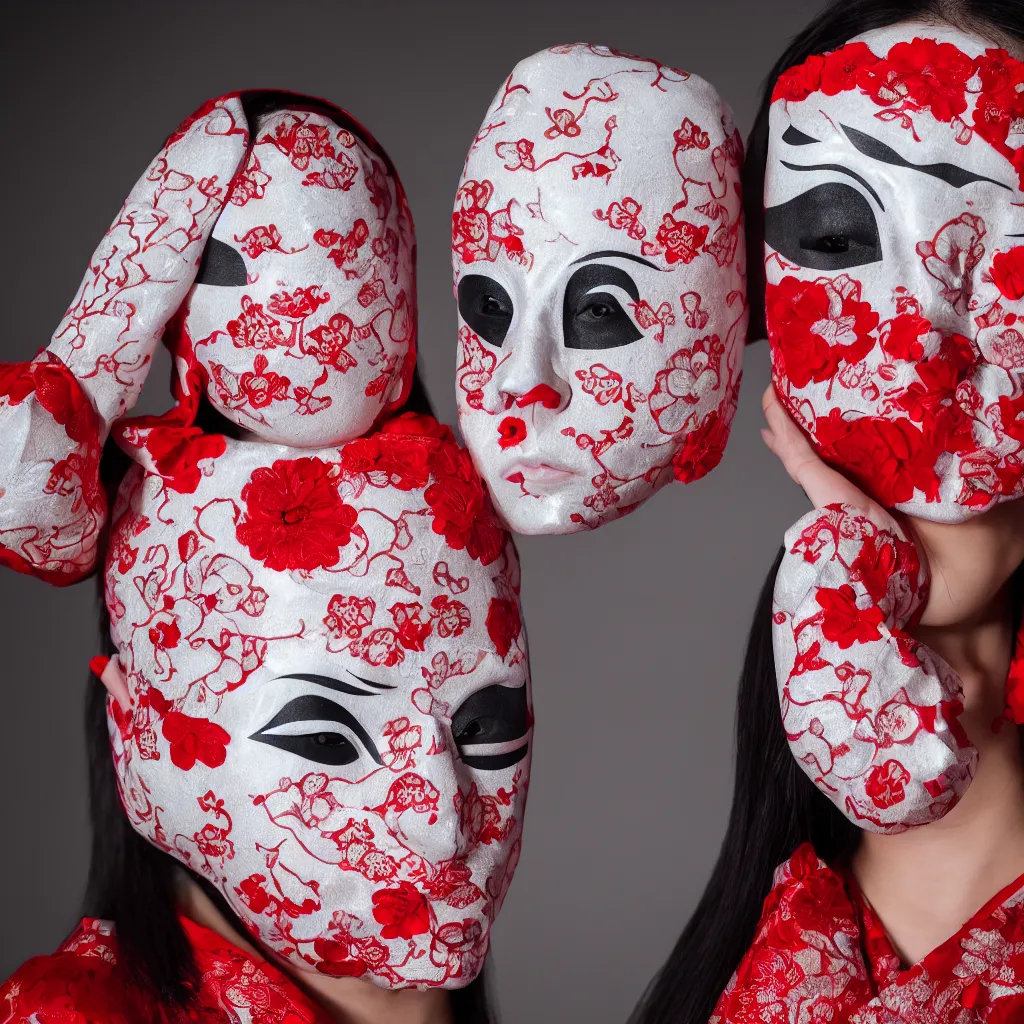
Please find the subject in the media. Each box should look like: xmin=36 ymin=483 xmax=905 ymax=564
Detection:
xmin=764 ymin=182 xmax=881 ymax=271
xmin=563 ymin=264 xmax=643 ymax=350
xmin=451 ymin=684 xmax=529 ymax=771
xmin=458 ymin=275 xmax=513 ymax=346
xmin=196 ymin=237 xmax=248 ymax=287
xmin=250 ymin=693 xmax=379 ymax=767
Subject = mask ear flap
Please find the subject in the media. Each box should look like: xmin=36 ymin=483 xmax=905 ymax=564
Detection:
xmin=90 ymin=655 xmax=131 ymax=714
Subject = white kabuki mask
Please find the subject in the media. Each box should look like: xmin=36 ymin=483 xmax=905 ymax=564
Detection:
xmin=765 ymin=24 xmax=1024 ymax=521
xmin=452 ymin=44 xmax=746 ymax=534
xmin=106 ymin=414 xmax=530 ymax=987
xmin=182 ymin=94 xmax=416 ymax=447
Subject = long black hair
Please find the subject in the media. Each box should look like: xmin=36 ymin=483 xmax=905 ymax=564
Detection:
xmin=80 ymin=94 xmax=494 ymax=1021
xmin=630 ymin=3 xmax=1024 ymax=1022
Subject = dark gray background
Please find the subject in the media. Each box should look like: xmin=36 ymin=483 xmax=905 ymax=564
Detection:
xmin=0 ymin=1 xmax=819 ymax=1020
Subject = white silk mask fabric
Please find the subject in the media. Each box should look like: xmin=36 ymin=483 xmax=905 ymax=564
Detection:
xmin=453 ymin=44 xmax=747 ymax=535
xmin=766 ymin=26 xmax=1024 ymax=833
xmin=0 ymin=93 xmax=531 ymax=988
xmin=764 ymin=22 xmax=1024 ymax=522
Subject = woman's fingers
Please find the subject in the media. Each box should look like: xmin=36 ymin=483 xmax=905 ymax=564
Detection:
xmin=761 ymin=385 xmax=895 ymax=528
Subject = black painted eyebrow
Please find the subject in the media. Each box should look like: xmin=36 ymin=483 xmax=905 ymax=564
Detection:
xmin=783 ymin=125 xmax=819 ymax=146
xmin=842 ymin=124 xmax=1011 ymax=191
xmin=781 ymin=160 xmax=885 ymax=211
xmin=252 ymin=692 xmax=382 ymax=765
xmin=569 ymin=250 xmax=663 ymax=271
xmin=278 ymin=672 xmax=386 ymax=696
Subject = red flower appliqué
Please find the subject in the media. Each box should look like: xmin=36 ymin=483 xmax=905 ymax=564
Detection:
xmin=424 ymin=445 xmax=504 ymax=566
xmin=162 ymin=712 xmax=231 ymax=771
xmin=816 ymin=584 xmax=885 ymax=648
xmin=671 ymin=407 xmax=731 ymax=484
xmin=236 ymin=457 xmax=357 ymax=571
xmin=655 ymin=214 xmax=708 ymax=265
xmin=767 ymin=276 xmax=879 ymax=389
xmin=371 ymin=882 xmax=430 ymax=940
xmin=486 ymin=597 xmax=522 ymax=660
xmin=992 ymin=247 xmax=1024 ymax=302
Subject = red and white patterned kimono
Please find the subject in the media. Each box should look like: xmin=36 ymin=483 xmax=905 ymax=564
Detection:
xmin=0 ymin=916 xmax=330 ymax=1023
xmin=711 ymin=842 xmax=1024 ymax=1023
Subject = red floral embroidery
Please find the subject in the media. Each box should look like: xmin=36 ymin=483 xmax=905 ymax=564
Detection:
xmin=655 ymin=213 xmax=708 ymax=265
xmin=485 ymin=597 xmax=522 ymax=659
xmin=236 ymin=457 xmax=357 ymax=571
xmin=162 ymin=712 xmax=231 ymax=771
xmin=767 ymin=276 xmax=879 ymax=389
xmin=371 ymin=882 xmax=430 ymax=940
xmin=424 ymin=446 xmax=504 ymax=566
xmin=671 ymin=407 xmax=730 ymax=483
xmin=815 ymin=409 xmax=943 ymax=507
xmin=816 ymin=584 xmax=885 ymax=647
xmin=992 ymin=247 xmax=1024 ymax=302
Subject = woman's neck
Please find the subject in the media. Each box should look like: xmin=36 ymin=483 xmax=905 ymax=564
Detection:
xmin=175 ymin=876 xmax=453 ymax=1024
xmin=851 ymin=585 xmax=1024 ymax=966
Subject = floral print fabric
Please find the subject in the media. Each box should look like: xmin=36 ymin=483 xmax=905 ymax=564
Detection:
xmin=0 ymin=915 xmax=331 ymax=1023
xmin=711 ymin=843 xmax=1024 ymax=1023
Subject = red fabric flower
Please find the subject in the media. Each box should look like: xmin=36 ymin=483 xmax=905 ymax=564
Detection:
xmin=341 ymin=426 xmax=446 ymax=492
xmin=864 ymin=759 xmax=911 ymax=808
xmin=768 ymin=276 xmax=879 ymax=388
xmin=849 ymin=534 xmax=898 ymax=606
xmin=861 ymin=37 xmax=974 ymax=122
xmin=486 ymin=597 xmax=522 ymax=659
xmin=814 ymin=410 xmax=943 ymax=507
xmin=371 ymin=882 xmax=430 ymax=940
xmin=991 ymin=247 xmax=1024 ymax=302
xmin=671 ymin=407 xmax=731 ymax=483
xmin=424 ymin=445 xmax=504 ymax=566
xmin=236 ymin=457 xmax=357 ymax=571
xmin=497 ymin=416 xmax=527 ymax=449
xmin=880 ymin=313 xmax=930 ymax=362
xmin=380 ymin=412 xmax=455 ymax=443
xmin=143 ymin=427 xmax=228 ymax=495
xmin=816 ymin=584 xmax=885 ymax=648
xmin=773 ymin=53 xmax=827 ymax=102
xmin=162 ymin=712 xmax=230 ymax=771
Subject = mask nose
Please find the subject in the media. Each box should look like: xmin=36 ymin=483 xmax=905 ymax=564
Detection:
xmin=492 ymin=318 xmax=572 ymax=415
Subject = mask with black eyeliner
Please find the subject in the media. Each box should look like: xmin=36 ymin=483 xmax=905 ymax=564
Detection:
xmin=763 ymin=24 xmax=1024 ymax=521
xmin=451 ymin=684 xmax=530 ymax=770
xmin=451 ymin=44 xmax=747 ymax=536
xmin=562 ymin=263 xmax=644 ymax=350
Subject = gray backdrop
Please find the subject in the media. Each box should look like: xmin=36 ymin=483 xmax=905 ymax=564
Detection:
xmin=0 ymin=1 xmax=819 ymax=1020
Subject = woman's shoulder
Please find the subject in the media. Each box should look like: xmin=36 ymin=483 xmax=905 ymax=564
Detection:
xmin=0 ymin=918 xmax=137 ymax=1022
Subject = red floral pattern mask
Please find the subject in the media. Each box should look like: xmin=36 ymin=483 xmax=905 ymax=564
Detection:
xmin=453 ymin=44 xmax=746 ymax=534
xmin=0 ymin=94 xmax=529 ymax=990
xmin=183 ymin=97 xmax=417 ymax=447
xmin=105 ymin=415 xmax=531 ymax=988
xmin=765 ymin=24 xmax=1024 ymax=522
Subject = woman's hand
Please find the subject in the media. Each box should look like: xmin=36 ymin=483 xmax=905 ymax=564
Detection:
xmin=761 ymin=385 xmax=895 ymax=531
